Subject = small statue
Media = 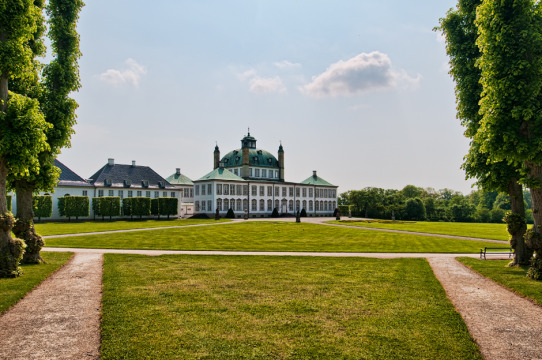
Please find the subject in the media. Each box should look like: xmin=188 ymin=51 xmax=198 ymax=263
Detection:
xmin=296 ymin=209 xmax=301 ymax=223
xmin=215 ymin=208 xmax=220 ymax=220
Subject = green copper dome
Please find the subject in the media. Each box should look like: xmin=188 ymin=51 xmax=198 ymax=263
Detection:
xmin=221 ymin=148 xmax=279 ymax=169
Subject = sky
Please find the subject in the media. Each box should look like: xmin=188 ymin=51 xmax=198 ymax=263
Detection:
xmin=55 ymin=0 xmax=476 ymax=194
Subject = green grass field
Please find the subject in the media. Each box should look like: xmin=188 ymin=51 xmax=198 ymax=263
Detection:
xmin=0 ymin=252 xmax=73 ymax=313
xmin=45 ymin=221 xmax=498 ymax=253
xmin=101 ymin=254 xmax=482 ymax=359
xmin=329 ymin=219 xmax=509 ymax=241
xmin=34 ymin=218 xmax=230 ymax=236
xmin=457 ymin=258 xmax=542 ymax=305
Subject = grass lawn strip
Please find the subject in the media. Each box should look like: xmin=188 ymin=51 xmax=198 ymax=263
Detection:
xmin=101 ymin=254 xmax=482 ymax=359
xmin=457 ymin=257 xmax=542 ymax=306
xmin=0 ymin=252 xmax=73 ymax=313
xmin=328 ymin=220 xmax=509 ymax=241
xmin=45 ymin=222 xmax=499 ymax=253
xmin=34 ymin=218 xmax=230 ymax=236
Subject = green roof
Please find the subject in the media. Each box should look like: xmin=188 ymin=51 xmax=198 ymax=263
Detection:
xmin=221 ymin=148 xmax=279 ymax=169
xmin=300 ymin=173 xmax=336 ymax=187
xmin=165 ymin=172 xmax=194 ymax=186
xmin=196 ymin=167 xmax=245 ymax=182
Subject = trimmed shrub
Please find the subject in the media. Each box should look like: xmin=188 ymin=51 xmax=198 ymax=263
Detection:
xmin=159 ymin=197 xmax=178 ymax=219
xmin=6 ymin=195 xmax=12 ymax=212
xmin=300 ymin=208 xmax=307 ymax=217
xmin=59 ymin=196 xmax=89 ymax=221
xmin=271 ymin=208 xmax=279 ymax=218
xmin=33 ymin=195 xmax=53 ymax=221
xmin=338 ymin=205 xmax=350 ymax=217
xmin=93 ymin=197 xmax=121 ymax=220
xmin=123 ymin=197 xmax=151 ymax=219
xmin=225 ymin=208 xmax=235 ymax=219
xmin=151 ymin=198 xmax=159 ymax=217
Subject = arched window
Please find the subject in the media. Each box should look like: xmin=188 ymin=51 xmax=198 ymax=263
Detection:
xmin=224 ymin=199 xmax=229 ymax=211
xmin=315 ymin=201 xmax=319 ymax=211
xmin=251 ymin=199 xmax=257 ymax=211
xmin=243 ymin=199 xmax=248 ymax=211
xmin=217 ymin=199 xmax=222 ymax=211
xmin=302 ymin=200 xmax=307 ymax=210
xmin=259 ymin=199 xmax=264 ymax=211
xmin=267 ymin=199 xmax=272 ymax=211
xmin=309 ymin=200 xmax=313 ymax=211
xmin=288 ymin=200 xmax=293 ymax=212
xmin=320 ymin=201 xmax=323 ymax=211
xmin=236 ymin=199 xmax=242 ymax=211
xmin=295 ymin=200 xmax=300 ymax=212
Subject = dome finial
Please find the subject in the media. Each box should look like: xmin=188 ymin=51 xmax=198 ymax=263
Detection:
xmin=247 ymin=127 xmax=250 ymax=136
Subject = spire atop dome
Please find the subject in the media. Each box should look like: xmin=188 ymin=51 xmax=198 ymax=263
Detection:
xmin=241 ymin=131 xmax=256 ymax=149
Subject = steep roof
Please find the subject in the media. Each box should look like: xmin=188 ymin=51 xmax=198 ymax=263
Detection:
xmin=165 ymin=171 xmax=194 ymax=186
xmin=221 ymin=148 xmax=279 ymax=169
xmin=54 ymin=159 xmax=91 ymax=187
xmin=300 ymin=172 xmax=336 ymax=187
xmin=196 ymin=167 xmax=245 ymax=182
xmin=88 ymin=162 xmax=174 ymax=189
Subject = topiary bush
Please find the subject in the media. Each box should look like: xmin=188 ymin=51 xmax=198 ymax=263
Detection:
xmin=271 ymin=208 xmax=279 ymax=218
xmin=300 ymin=208 xmax=307 ymax=217
xmin=225 ymin=208 xmax=235 ymax=219
xmin=123 ymin=197 xmax=151 ymax=220
xmin=33 ymin=195 xmax=53 ymax=221
xmin=93 ymin=197 xmax=121 ymax=220
xmin=159 ymin=197 xmax=178 ymax=219
xmin=6 ymin=195 xmax=12 ymax=212
xmin=59 ymin=196 xmax=89 ymax=221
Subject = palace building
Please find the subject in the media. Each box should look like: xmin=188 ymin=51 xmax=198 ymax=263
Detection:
xmin=193 ymin=132 xmax=338 ymax=218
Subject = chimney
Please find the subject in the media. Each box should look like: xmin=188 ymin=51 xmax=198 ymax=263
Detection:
xmin=132 ymin=160 xmax=136 ymax=167
xmin=313 ymin=170 xmax=317 ymax=177
xmin=108 ymin=158 xmax=114 ymax=166
xmin=176 ymin=168 xmax=181 ymax=175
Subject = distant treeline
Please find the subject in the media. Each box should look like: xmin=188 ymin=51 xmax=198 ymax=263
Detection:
xmin=339 ymin=185 xmax=532 ymax=223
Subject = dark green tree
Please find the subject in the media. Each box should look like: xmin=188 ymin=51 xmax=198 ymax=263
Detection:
xmin=405 ymin=198 xmax=426 ymax=221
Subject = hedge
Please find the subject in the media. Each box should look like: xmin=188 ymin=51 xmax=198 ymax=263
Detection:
xmin=151 ymin=197 xmax=178 ymax=219
xmin=6 ymin=195 xmax=12 ymax=212
xmin=123 ymin=197 xmax=151 ymax=219
xmin=58 ymin=196 xmax=89 ymax=220
xmin=93 ymin=197 xmax=121 ymax=220
xmin=338 ymin=205 xmax=351 ymax=217
xmin=33 ymin=195 xmax=53 ymax=221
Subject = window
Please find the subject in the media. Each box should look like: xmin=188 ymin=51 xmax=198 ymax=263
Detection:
xmin=309 ymin=188 xmax=313 ymax=197
xmin=202 ymin=201 xmax=206 ymax=211
xmin=217 ymin=184 xmax=222 ymax=195
xmin=195 ymin=185 xmax=200 ymax=196
xmin=243 ymin=185 xmax=248 ymax=195
xmin=224 ymin=184 xmax=229 ymax=195
xmin=171 ymin=192 xmax=175 ymax=197
xmin=255 ymin=168 xmax=260 ymax=177
xmin=251 ymin=185 xmax=257 ymax=196
xmin=309 ymin=200 xmax=313 ymax=211
xmin=146 ymin=191 xmax=151 ymax=197
xmin=243 ymin=199 xmax=248 ymax=210
xmin=296 ymin=200 xmax=300 ymax=211
xmin=98 ymin=190 xmax=104 ymax=197
xmin=249 ymin=168 xmax=253 ymax=177
xmin=118 ymin=190 xmax=123 ymax=199
xmin=163 ymin=191 xmax=167 ymax=197
xmin=267 ymin=199 xmax=272 ymax=211
xmin=296 ymin=188 xmax=300 ymax=197
xmin=315 ymin=201 xmax=319 ymax=211
xmin=236 ymin=199 xmax=242 ymax=211
xmin=275 ymin=170 xmax=279 ymax=178
xmin=275 ymin=187 xmax=279 ymax=197
xmin=289 ymin=187 xmax=293 ymax=197
xmin=190 ymin=189 xmax=194 ymax=197
xmin=268 ymin=171 xmax=273 ymax=179
xmin=128 ymin=190 xmax=133 ymax=198
xmin=236 ymin=185 xmax=242 ymax=195
xmin=217 ymin=199 xmax=222 ymax=211
xmin=302 ymin=200 xmax=306 ymax=210
xmin=234 ymin=168 xmax=239 ymax=175
xmin=155 ymin=191 xmax=159 ymax=198
xmin=137 ymin=191 xmax=142 ymax=197
xmin=108 ymin=190 xmax=114 ymax=196
xmin=183 ymin=188 xmax=189 ymax=198
xmin=289 ymin=200 xmax=293 ymax=212
xmin=262 ymin=169 xmax=267 ymax=178
xmin=195 ymin=201 xmax=200 ymax=211
xmin=224 ymin=199 xmax=229 ymax=210
xmin=208 ymin=200 xmax=212 ymax=211
xmin=230 ymin=184 xmax=235 ymax=195
xmin=208 ymin=184 xmax=212 ymax=195
xmin=260 ymin=199 xmax=265 ymax=211
xmin=202 ymin=185 xmax=206 ymax=195
xmin=282 ymin=187 xmax=286 ymax=197
xmin=251 ymin=199 xmax=257 ymax=211
xmin=260 ymin=186 xmax=264 ymax=196
xmin=302 ymin=188 xmax=307 ymax=197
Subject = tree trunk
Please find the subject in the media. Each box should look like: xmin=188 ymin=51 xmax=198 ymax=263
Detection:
xmin=506 ymin=179 xmax=532 ymax=266
xmin=13 ymin=183 xmax=44 ymax=264
xmin=0 ymin=159 xmax=25 ymax=277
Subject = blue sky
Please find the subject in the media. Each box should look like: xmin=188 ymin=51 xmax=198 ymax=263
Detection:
xmin=57 ymin=0 xmax=474 ymax=194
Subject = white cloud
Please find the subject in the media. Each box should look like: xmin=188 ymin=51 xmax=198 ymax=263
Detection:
xmin=274 ymin=60 xmax=302 ymax=69
xmin=99 ymin=58 xmax=147 ymax=87
xmin=300 ymin=51 xmax=421 ymax=98
xmin=249 ymin=76 xmax=286 ymax=94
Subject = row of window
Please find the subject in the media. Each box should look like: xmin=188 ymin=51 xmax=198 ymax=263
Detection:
xmin=230 ymin=167 xmax=280 ymax=179
xmin=97 ymin=189 xmax=177 ymax=198
xmin=194 ymin=198 xmax=337 ymax=212
xmin=198 ymin=183 xmax=337 ymax=199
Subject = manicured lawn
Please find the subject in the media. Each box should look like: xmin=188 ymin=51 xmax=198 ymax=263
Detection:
xmin=34 ymin=218 xmax=230 ymax=236
xmin=0 ymin=252 xmax=73 ymax=313
xmin=101 ymin=254 xmax=482 ymax=359
xmin=46 ymin=222 xmax=498 ymax=253
xmin=457 ymin=257 xmax=542 ymax=305
xmin=329 ymin=219 xmax=509 ymax=241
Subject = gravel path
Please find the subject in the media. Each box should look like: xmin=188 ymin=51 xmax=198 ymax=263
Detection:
xmin=428 ymin=257 xmax=542 ymax=360
xmin=0 ymin=253 xmax=103 ymax=360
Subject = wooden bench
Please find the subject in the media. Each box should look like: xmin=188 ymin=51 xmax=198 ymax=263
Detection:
xmin=479 ymin=247 xmax=513 ymax=260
